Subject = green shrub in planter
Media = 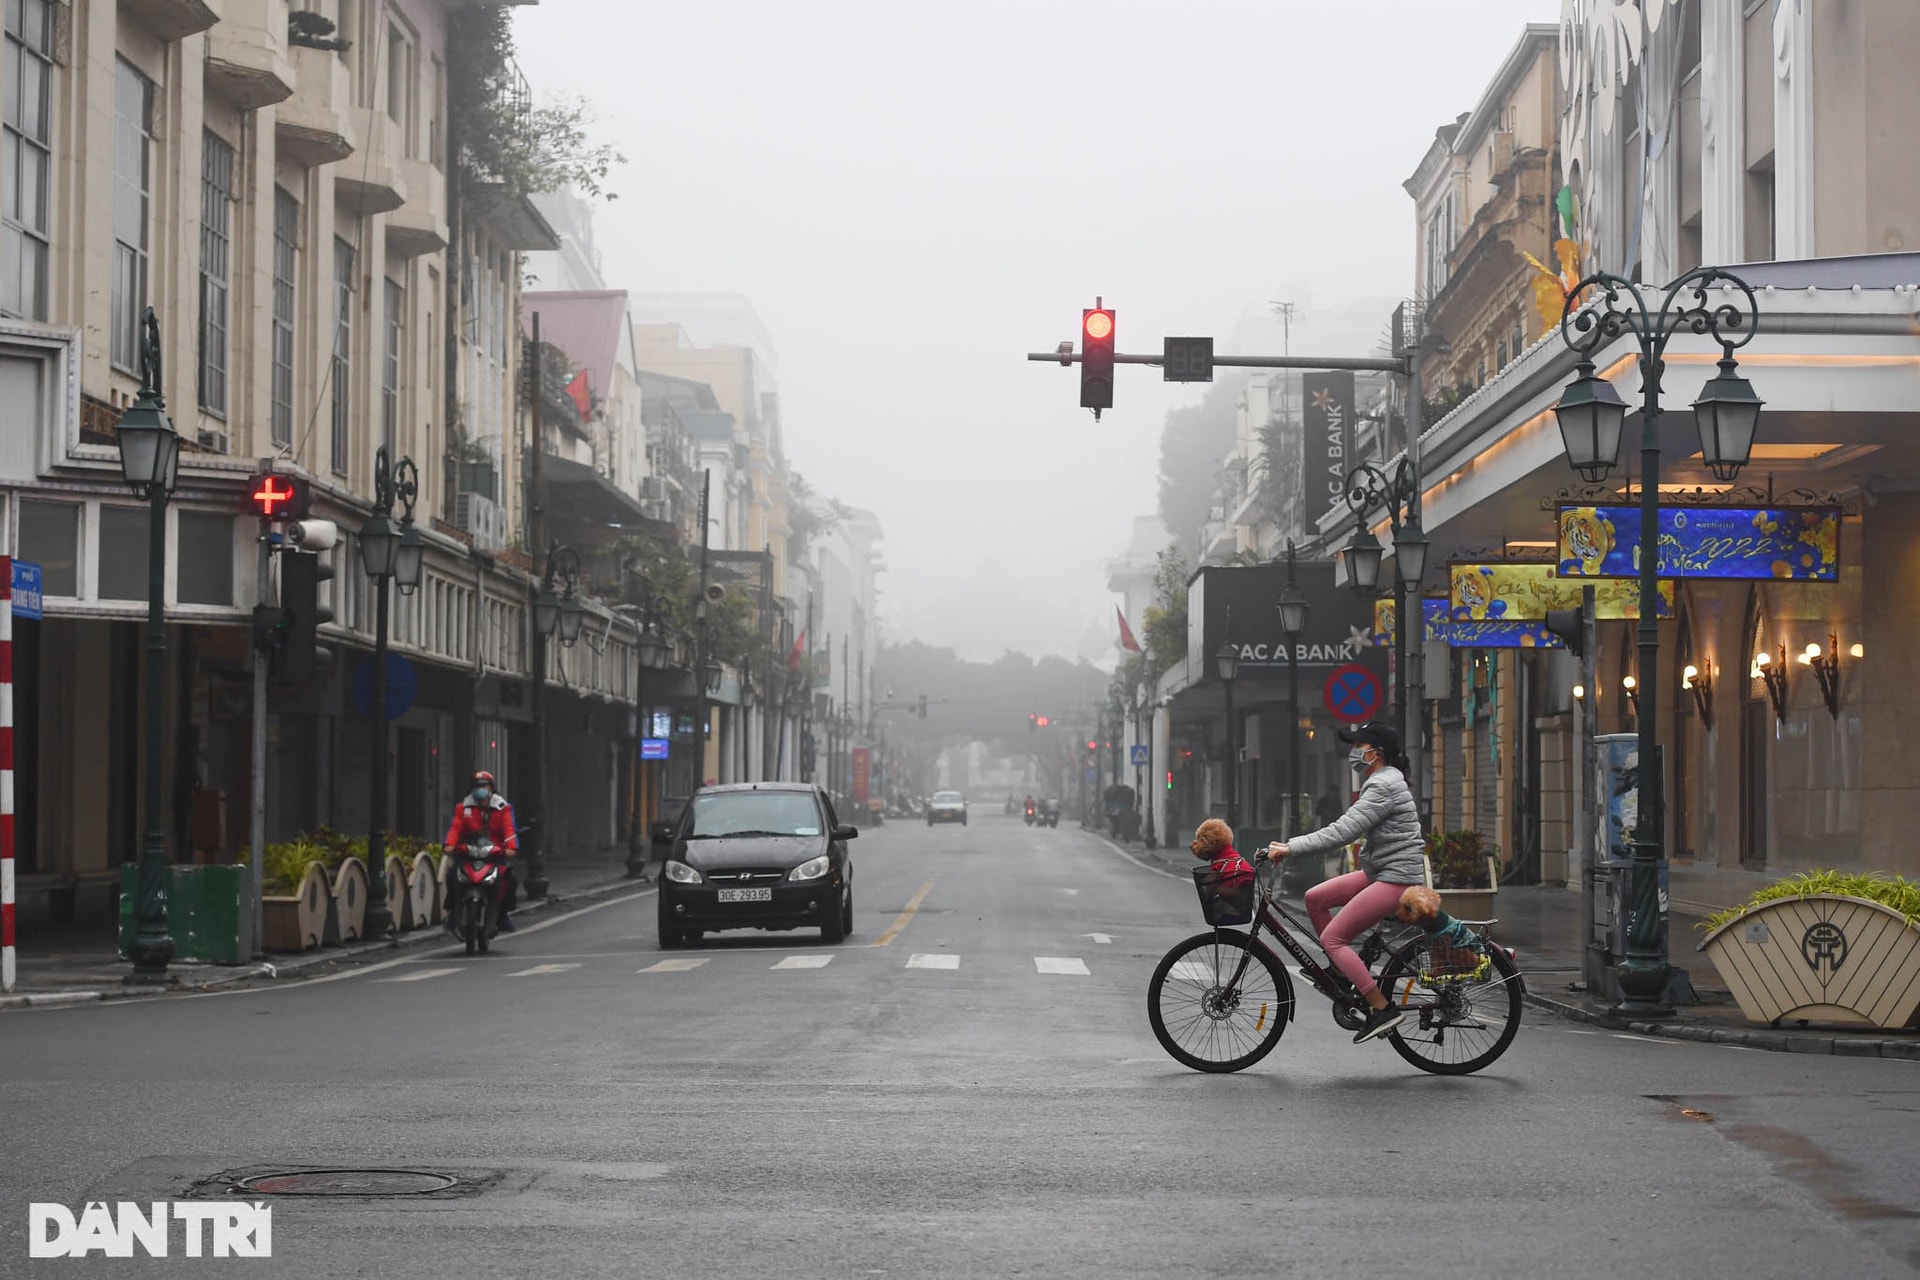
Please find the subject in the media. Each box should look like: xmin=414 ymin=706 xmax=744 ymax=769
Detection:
xmin=262 ymin=839 xmax=329 ymax=896
xmin=1424 ymin=830 xmax=1498 ymax=889
xmin=1701 ymin=870 xmax=1920 ymax=931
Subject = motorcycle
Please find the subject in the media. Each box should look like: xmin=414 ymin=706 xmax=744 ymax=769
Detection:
xmin=1023 ymin=801 xmax=1037 ymax=827
xmin=1040 ymin=797 xmax=1061 ymax=828
xmin=449 ymin=834 xmax=510 ymax=954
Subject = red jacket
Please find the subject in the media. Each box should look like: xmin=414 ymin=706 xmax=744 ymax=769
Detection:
xmin=1210 ymin=847 xmax=1254 ymax=884
xmin=445 ymin=795 xmax=519 ymax=856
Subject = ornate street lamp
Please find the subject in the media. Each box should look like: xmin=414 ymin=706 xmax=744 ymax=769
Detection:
xmin=356 ymin=447 xmax=420 ymax=936
xmin=526 ymin=543 xmax=582 ymax=899
xmin=1341 ymin=459 xmax=1427 ymax=781
xmin=1339 ymin=523 xmax=1384 ymax=594
xmin=122 ymin=308 xmax=182 ymax=982
xmin=1554 ymin=266 xmax=1761 ymax=1016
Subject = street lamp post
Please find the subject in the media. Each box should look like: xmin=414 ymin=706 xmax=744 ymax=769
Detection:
xmin=1213 ymin=638 xmax=1240 ymax=829
xmin=1276 ymin=540 xmax=1309 ymax=838
xmin=618 ymin=587 xmax=671 ymax=878
xmin=356 ymin=447 xmax=422 ymax=938
xmin=120 ymin=309 xmax=182 ymax=982
xmin=527 ymin=543 xmax=583 ymax=900
xmin=1339 ymin=462 xmax=1430 ymax=759
xmin=1552 ymin=267 xmax=1762 ymax=1017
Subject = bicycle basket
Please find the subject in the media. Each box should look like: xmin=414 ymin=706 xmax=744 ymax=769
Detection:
xmin=1191 ymin=865 xmax=1255 ymax=926
xmin=1417 ymin=938 xmax=1492 ymax=987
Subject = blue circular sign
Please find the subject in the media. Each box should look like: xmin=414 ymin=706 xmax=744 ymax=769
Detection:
xmin=352 ymin=652 xmax=418 ymax=720
xmin=1323 ymin=663 xmax=1382 ymax=724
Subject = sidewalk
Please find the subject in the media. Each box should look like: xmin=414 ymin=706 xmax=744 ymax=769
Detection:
xmin=0 ymin=843 xmax=649 ymax=1010
xmin=1106 ymin=830 xmax=1919 ymax=1062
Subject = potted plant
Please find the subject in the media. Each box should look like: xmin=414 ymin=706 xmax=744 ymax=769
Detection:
xmin=1426 ymin=829 xmax=1500 ymax=920
xmin=260 ymin=840 xmax=330 ymax=952
xmin=310 ymin=827 xmax=371 ymax=944
xmin=1698 ymin=870 xmax=1920 ymax=1029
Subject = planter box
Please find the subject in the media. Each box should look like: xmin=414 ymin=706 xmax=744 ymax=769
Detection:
xmin=1435 ymin=857 xmax=1500 ymax=922
xmin=408 ymin=853 xmax=438 ymax=927
xmin=1699 ymin=894 xmax=1920 ymax=1029
xmin=261 ymin=862 xmax=330 ymax=952
xmin=326 ymin=857 xmax=370 ymax=944
xmin=382 ymin=855 xmax=411 ymax=929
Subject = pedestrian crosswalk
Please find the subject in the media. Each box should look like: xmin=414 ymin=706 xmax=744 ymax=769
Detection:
xmin=374 ymin=949 xmax=1109 ymax=983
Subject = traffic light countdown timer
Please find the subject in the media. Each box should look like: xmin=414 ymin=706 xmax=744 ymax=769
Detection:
xmin=246 ymin=473 xmax=338 ymax=686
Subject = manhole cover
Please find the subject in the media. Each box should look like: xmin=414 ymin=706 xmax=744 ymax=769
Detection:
xmin=237 ymin=1169 xmax=459 ymax=1197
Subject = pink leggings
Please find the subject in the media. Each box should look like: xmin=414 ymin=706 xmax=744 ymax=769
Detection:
xmin=1304 ymin=870 xmax=1408 ymax=996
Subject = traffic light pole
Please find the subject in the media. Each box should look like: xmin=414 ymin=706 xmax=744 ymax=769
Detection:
xmin=248 ymin=527 xmax=271 ymax=959
xmin=1028 ymin=350 xmax=1408 ymax=375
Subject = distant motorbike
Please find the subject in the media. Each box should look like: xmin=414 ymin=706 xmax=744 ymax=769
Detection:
xmin=1040 ymin=797 xmax=1061 ymax=828
xmin=1024 ymin=801 xmax=1037 ymax=827
xmin=449 ymin=834 xmax=510 ymax=954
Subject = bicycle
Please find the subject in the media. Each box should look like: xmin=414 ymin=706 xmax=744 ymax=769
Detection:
xmin=1146 ymin=864 xmax=1526 ymax=1076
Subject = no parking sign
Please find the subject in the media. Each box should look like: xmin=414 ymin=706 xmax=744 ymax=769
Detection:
xmin=1322 ymin=663 xmax=1382 ymax=724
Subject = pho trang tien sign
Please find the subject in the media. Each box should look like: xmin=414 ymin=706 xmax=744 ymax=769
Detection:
xmin=1556 ymin=505 xmax=1840 ymax=581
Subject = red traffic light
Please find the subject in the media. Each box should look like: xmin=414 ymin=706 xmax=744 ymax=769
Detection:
xmin=247 ymin=473 xmax=309 ymax=522
xmin=1080 ymin=304 xmax=1116 ymax=415
xmin=1086 ymin=740 xmax=1098 ymax=752
xmin=1083 ymin=310 xmax=1113 ymax=341
xmin=1036 ymin=715 xmax=1050 ymax=727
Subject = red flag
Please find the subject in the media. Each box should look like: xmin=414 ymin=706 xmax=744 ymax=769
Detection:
xmin=786 ymin=628 xmax=806 ymax=670
xmin=1116 ymin=606 xmax=1143 ymax=654
xmin=566 ymin=370 xmax=592 ymax=423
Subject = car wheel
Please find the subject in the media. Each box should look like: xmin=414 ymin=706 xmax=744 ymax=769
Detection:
xmin=657 ymin=898 xmax=683 ymax=949
xmin=840 ymin=886 xmax=854 ymax=937
xmin=821 ymin=885 xmax=848 ymax=944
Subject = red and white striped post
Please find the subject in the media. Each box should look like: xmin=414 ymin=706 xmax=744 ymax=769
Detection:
xmin=1 ymin=555 xmax=14 ymax=992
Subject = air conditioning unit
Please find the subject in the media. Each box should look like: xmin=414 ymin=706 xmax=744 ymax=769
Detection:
xmin=454 ymin=491 xmax=506 ymax=552
xmin=640 ymin=475 xmax=670 ymax=502
xmin=641 ymin=499 xmax=670 ymax=523
xmin=196 ymin=429 xmax=231 ymax=454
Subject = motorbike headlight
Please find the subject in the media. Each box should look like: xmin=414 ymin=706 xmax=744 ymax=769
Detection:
xmin=788 ymin=855 xmax=831 ymax=882
xmin=664 ymin=860 xmax=702 ymax=885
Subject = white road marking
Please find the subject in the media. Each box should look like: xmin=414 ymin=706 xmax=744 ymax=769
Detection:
xmin=638 ymin=958 xmax=709 ymax=973
xmin=906 ymin=953 xmax=960 ymax=970
xmin=771 ymin=955 xmax=834 ymax=970
xmin=1169 ymin=960 xmax=1215 ymax=983
xmin=1035 ymin=957 xmax=1090 ymax=976
xmin=1082 ymin=932 xmax=1114 ymax=944
xmin=378 ymin=967 xmax=463 ymax=983
xmin=1058 ymin=888 xmax=1079 ymax=896
xmin=506 ymin=963 xmax=581 ymax=978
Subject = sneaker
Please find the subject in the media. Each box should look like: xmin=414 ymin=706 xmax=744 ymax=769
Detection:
xmin=1352 ymin=1004 xmax=1406 ymax=1044
xmin=496 ymin=912 xmax=517 ymax=934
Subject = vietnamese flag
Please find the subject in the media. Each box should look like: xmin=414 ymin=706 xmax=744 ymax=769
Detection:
xmin=1116 ymin=606 xmax=1143 ymax=654
xmin=566 ymin=370 xmax=592 ymax=423
xmin=786 ymin=628 xmax=806 ymax=670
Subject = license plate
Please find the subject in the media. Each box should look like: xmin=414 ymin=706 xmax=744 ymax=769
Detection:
xmin=717 ymin=887 xmax=772 ymax=903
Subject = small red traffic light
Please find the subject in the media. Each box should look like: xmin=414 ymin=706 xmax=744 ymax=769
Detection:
xmin=1086 ymin=740 xmax=1097 ymax=752
xmin=1084 ymin=310 xmax=1113 ymax=341
xmin=251 ymin=476 xmax=296 ymax=518
xmin=1036 ymin=715 xmax=1050 ymax=727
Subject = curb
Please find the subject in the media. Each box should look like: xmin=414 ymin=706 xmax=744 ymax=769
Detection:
xmin=1520 ymin=988 xmax=1920 ymax=1060
xmin=0 ymin=873 xmax=649 ymax=1010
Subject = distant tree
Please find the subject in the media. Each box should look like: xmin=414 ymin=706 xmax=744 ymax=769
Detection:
xmin=1156 ymin=374 xmax=1247 ymax=554
xmin=1140 ymin=545 xmax=1190 ymax=683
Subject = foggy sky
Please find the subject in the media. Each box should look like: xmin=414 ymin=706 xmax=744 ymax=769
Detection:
xmin=512 ymin=0 xmax=1559 ymax=665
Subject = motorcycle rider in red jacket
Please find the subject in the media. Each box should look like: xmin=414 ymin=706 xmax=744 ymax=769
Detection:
xmin=444 ymin=770 xmax=520 ymax=932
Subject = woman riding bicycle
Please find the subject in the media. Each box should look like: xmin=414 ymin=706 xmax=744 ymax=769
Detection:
xmin=1264 ymin=722 xmax=1425 ymax=1044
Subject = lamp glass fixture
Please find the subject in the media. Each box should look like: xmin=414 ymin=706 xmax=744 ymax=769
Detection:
xmin=558 ymin=595 xmax=585 ymax=646
xmin=1553 ymin=360 xmax=1629 ymax=481
xmin=1341 ymin=525 xmax=1384 ymax=593
xmin=1276 ymin=585 xmax=1308 ymax=638
xmin=394 ymin=523 xmax=425 ymax=593
xmin=115 ymin=396 xmax=181 ymax=492
xmin=1214 ymin=642 xmax=1239 ymax=684
xmin=359 ymin=512 xmax=400 ymax=580
xmin=533 ymin=590 xmax=560 ymax=637
xmin=1692 ymin=356 xmax=1764 ymax=482
xmin=1392 ymin=515 xmax=1430 ymax=588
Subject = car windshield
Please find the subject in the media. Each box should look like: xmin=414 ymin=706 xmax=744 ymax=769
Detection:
xmin=933 ymin=792 xmax=963 ymax=803
xmin=685 ymin=791 xmax=823 ymax=839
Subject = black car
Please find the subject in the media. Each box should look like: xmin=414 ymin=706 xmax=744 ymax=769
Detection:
xmin=655 ymin=783 xmax=856 ymax=948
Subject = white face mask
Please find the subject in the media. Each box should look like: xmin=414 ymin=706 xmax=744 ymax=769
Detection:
xmin=1349 ymin=749 xmax=1369 ymax=778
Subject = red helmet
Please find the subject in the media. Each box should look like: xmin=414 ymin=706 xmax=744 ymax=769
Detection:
xmin=471 ymin=770 xmax=496 ymax=788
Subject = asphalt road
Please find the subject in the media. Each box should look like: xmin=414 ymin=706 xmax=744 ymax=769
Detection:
xmin=2 ymin=811 xmax=1917 ymax=1278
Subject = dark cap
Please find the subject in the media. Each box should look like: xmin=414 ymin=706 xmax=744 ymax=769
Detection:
xmin=1338 ymin=722 xmax=1401 ymax=756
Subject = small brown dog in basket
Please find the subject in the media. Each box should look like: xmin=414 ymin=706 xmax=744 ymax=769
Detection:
xmin=1190 ymin=818 xmax=1255 ymax=889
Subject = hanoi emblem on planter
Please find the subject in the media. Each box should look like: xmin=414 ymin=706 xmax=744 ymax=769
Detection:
xmin=1801 ymin=921 xmax=1848 ymax=979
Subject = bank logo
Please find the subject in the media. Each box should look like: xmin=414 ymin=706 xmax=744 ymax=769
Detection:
xmin=29 ymin=1202 xmax=271 ymax=1259
xmin=1801 ymin=921 xmax=1848 ymax=979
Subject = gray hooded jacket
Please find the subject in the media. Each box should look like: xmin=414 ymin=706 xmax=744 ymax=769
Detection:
xmin=1284 ymin=765 xmax=1426 ymax=885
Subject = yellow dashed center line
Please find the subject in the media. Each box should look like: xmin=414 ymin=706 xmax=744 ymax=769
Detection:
xmin=873 ymin=878 xmax=938 ymax=947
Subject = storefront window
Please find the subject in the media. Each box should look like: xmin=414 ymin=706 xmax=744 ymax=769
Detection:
xmin=97 ymin=504 xmax=150 ymax=601
xmin=177 ymin=511 xmax=234 ymax=605
xmin=16 ymin=497 xmax=76 ymax=596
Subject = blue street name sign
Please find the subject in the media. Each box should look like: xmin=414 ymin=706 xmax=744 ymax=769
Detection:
xmin=10 ymin=560 xmax=43 ymax=620
xmin=641 ymin=738 xmax=670 ymax=760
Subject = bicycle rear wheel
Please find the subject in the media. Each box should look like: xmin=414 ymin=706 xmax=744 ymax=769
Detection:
xmin=1147 ymin=931 xmax=1294 ymax=1073
xmin=1376 ymin=936 xmax=1523 ymax=1075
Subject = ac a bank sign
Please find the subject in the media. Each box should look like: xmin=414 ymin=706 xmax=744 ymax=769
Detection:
xmin=1188 ymin=560 xmax=1383 ymax=680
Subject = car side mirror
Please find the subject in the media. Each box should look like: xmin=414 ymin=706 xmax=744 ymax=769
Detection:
xmin=650 ymin=822 xmax=676 ymax=843
xmin=832 ymin=824 xmax=859 ymax=841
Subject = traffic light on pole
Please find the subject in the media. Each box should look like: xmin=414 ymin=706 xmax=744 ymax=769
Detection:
xmin=275 ymin=548 xmax=335 ymax=685
xmin=1080 ymin=302 xmax=1115 ymax=416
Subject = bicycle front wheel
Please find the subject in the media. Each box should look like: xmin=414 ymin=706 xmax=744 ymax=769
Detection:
xmin=1376 ymin=936 xmax=1523 ymax=1075
xmin=1147 ymin=930 xmax=1294 ymax=1073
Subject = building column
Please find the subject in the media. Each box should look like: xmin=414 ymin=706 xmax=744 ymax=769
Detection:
xmin=1771 ymin=0 xmax=1817 ymax=257
xmin=1699 ymin=0 xmax=1746 ymax=263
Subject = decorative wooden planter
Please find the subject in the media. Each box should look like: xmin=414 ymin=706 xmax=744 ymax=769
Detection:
xmin=408 ymin=853 xmax=438 ymax=927
xmin=1699 ymin=894 xmax=1920 ymax=1029
xmin=327 ymin=857 xmax=370 ymax=944
xmin=1435 ymin=856 xmax=1500 ymax=922
xmin=261 ymin=862 xmax=330 ymax=952
xmin=383 ymin=855 xmax=411 ymax=929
